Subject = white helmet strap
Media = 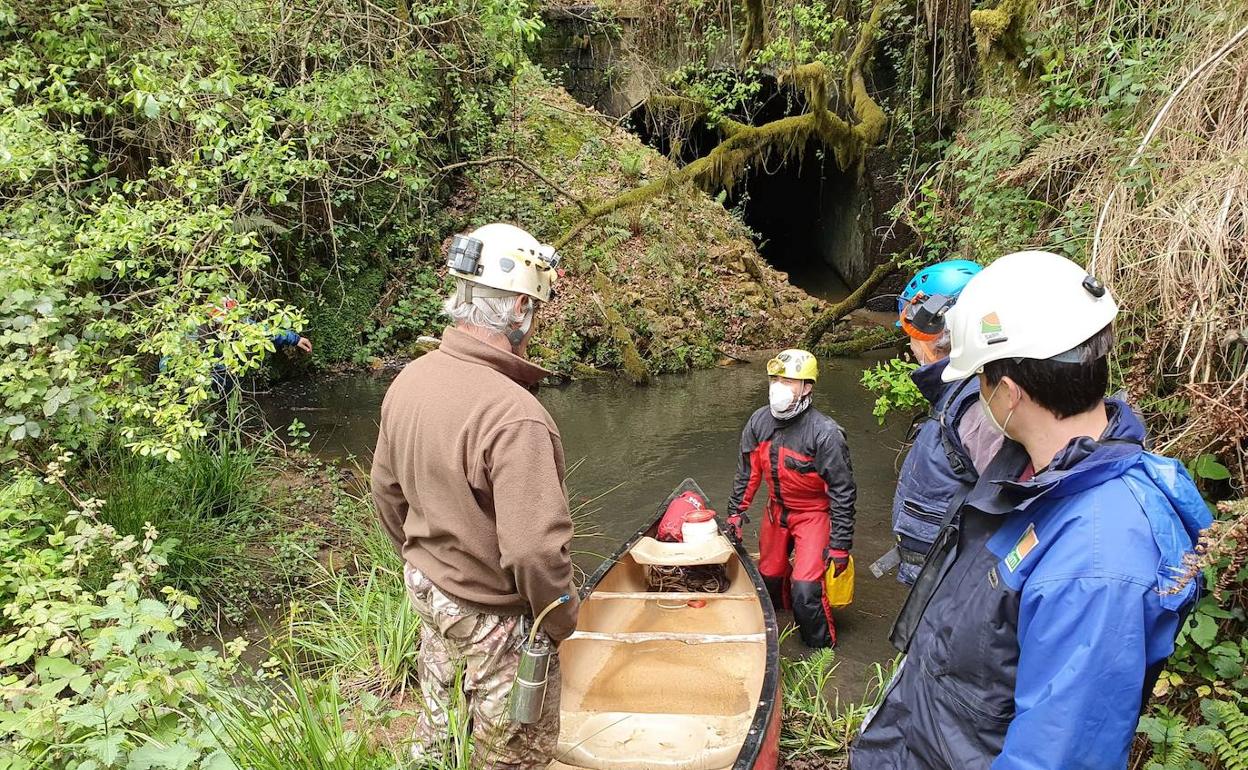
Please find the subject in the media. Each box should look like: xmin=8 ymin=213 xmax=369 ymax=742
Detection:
xmin=454 ymin=281 xmax=521 ymax=304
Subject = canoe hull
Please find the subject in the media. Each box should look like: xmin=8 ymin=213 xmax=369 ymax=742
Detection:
xmin=553 ymin=479 xmax=781 ymax=770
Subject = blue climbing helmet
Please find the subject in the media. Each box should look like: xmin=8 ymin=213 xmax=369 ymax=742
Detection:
xmin=895 ymin=259 xmax=983 ymax=326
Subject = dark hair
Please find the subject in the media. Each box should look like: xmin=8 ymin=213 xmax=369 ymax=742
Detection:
xmin=983 ymin=324 xmax=1114 ymax=419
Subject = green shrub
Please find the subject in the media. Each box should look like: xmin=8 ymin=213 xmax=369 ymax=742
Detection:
xmin=0 ymin=0 xmax=539 ymax=459
xmin=0 ymin=473 xmax=245 ymax=769
xmin=860 ymin=358 xmax=925 ymax=424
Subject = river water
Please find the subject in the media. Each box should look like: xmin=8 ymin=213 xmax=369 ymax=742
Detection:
xmin=260 ymin=348 xmax=910 ymax=696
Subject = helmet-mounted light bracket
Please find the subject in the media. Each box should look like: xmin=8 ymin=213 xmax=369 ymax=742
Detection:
xmin=536 ymin=244 xmax=561 ymax=270
xmin=900 ymin=292 xmax=955 ymax=341
xmin=1082 ymin=275 xmax=1106 ymax=298
xmin=447 ymin=235 xmax=484 ymax=276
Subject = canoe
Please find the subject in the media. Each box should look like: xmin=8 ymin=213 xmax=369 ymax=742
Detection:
xmin=551 ymin=479 xmax=782 ymax=770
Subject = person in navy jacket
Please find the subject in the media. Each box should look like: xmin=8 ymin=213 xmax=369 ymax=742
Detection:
xmin=851 ymin=251 xmax=1210 ymax=770
xmin=883 ymin=260 xmax=1005 ymax=585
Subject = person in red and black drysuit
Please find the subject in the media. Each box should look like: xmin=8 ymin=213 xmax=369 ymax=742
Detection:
xmin=726 ymin=349 xmax=857 ymax=648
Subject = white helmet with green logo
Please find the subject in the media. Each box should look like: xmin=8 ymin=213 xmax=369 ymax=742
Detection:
xmin=941 ymin=250 xmax=1119 ymax=382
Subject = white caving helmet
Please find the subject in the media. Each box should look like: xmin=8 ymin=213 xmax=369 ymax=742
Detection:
xmin=446 ymin=223 xmax=559 ymax=303
xmin=941 ymin=250 xmax=1119 ymax=383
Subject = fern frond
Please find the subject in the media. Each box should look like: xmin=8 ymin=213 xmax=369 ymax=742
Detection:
xmin=1211 ymin=701 xmax=1248 ymax=770
xmin=999 ymin=116 xmax=1114 ymax=184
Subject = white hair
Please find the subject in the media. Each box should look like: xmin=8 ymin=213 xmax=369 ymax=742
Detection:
xmin=443 ymin=284 xmax=533 ymax=335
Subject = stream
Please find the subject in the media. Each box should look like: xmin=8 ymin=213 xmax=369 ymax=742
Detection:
xmin=259 ymin=347 xmax=910 ymax=695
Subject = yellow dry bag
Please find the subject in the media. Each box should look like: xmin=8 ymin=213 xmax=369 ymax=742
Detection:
xmin=824 ymin=556 xmax=855 ymax=609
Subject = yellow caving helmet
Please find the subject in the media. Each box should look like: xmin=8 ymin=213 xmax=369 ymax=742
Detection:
xmin=766 ymin=349 xmax=819 ymax=382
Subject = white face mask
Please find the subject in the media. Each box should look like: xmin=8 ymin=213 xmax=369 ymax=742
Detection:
xmin=980 ymin=381 xmax=1016 ymax=439
xmin=769 ymin=381 xmax=811 ymax=419
xmin=769 ymin=381 xmax=795 ymax=411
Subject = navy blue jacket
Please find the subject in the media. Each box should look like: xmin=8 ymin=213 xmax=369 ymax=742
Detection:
xmin=852 ymin=399 xmax=1210 ymax=769
xmin=891 ymin=361 xmax=980 ymax=583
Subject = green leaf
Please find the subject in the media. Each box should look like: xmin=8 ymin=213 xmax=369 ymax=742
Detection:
xmin=1193 ymin=454 xmax=1230 ymax=481
xmin=199 ymin=750 xmax=236 ymax=770
xmin=84 ymin=733 xmax=124 ymax=765
xmin=143 ymin=94 xmax=160 ymax=119
xmin=127 ymin=741 xmax=198 ymax=770
xmin=36 ymin=655 xmax=85 ymax=681
xmin=1189 ymin=612 xmax=1218 ymax=650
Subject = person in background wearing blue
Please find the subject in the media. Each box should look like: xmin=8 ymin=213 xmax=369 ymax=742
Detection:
xmin=160 ymin=296 xmax=313 ymax=397
xmin=851 ymin=250 xmax=1211 ymax=770
xmin=875 ymin=260 xmax=1005 ymax=585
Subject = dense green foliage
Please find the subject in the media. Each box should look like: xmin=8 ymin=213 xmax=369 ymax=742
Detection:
xmin=887 ymin=0 xmax=1247 ymax=474
xmin=0 ymin=444 xmax=419 ymax=768
xmin=862 ymin=0 xmax=1248 ymax=764
xmin=0 ymin=0 xmax=538 ymax=460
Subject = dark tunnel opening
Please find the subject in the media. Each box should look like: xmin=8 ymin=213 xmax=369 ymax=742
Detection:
xmin=628 ymin=75 xmax=863 ymax=302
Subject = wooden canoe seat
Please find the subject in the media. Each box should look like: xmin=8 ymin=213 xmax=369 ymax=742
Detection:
xmin=628 ymin=535 xmax=733 ymax=566
xmin=566 ymin=630 xmax=766 ymax=644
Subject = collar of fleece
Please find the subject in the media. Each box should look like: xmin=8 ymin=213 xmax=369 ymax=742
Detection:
xmin=439 ymin=325 xmax=553 ymax=388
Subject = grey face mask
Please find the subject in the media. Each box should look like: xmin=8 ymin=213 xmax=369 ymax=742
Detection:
xmin=506 ymin=312 xmax=532 ymax=349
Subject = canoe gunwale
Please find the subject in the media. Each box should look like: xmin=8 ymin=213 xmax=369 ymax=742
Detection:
xmin=575 ymin=478 xmax=781 ymax=770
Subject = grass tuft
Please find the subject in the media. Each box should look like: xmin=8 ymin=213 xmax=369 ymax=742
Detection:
xmin=778 ymin=626 xmax=896 ymax=759
xmin=283 ymin=566 xmax=421 ymax=698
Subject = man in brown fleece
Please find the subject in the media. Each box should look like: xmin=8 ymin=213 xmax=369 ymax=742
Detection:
xmin=371 ymin=223 xmax=579 ymax=768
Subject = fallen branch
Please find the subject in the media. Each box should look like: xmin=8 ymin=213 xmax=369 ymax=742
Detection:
xmin=438 ymin=155 xmax=590 ymax=214
xmin=555 ymin=110 xmax=855 ymax=249
xmin=590 ymin=267 xmax=651 ymax=384
xmin=802 ymin=252 xmax=904 ymax=348
xmin=817 ymin=327 xmax=903 ymax=357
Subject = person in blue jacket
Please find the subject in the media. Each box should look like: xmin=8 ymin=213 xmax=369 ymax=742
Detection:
xmin=160 ymin=296 xmax=313 ymax=397
xmin=877 ymin=259 xmax=1006 ymax=585
xmin=851 ymin=250 xmax=1211 ymax=770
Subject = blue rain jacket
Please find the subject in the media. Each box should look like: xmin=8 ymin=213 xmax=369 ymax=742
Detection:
xmin=852 ymin=399 xmax=1211 ymax=770
xmin=271 ymin=329 xmax=302 ymax=348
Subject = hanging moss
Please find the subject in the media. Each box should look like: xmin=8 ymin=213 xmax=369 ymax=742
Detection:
xmin=591 ymin=268 xmax=651 ymax=384
xmin=739 ymin=0 xmax=766 ymax=60
xmin=844 ymin=0 xmax=888 ymax=147
xmin=971 ymin=0 xmax=1033 ymax=64
xmin=555 ymin=0 xmax=890 ymax=252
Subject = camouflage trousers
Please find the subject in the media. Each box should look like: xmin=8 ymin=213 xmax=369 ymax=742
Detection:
xmin=403 ymin=564 xmax=561 ymax=769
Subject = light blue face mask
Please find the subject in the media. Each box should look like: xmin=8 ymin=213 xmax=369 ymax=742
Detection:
xmin=980 ymin=380 xmax=1015 ymax=439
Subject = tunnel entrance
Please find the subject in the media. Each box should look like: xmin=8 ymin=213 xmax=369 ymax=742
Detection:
xmin=628 ymin=75 xmax=868 ymax=302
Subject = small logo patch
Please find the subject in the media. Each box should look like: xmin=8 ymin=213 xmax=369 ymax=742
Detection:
xmin=1004 ymin=523 xmax=1038 ymax=572
xmin=980 ymin=312 xmax=1009 ymax=345
xmin=987 ymin=567 xmax=999 ymax=589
